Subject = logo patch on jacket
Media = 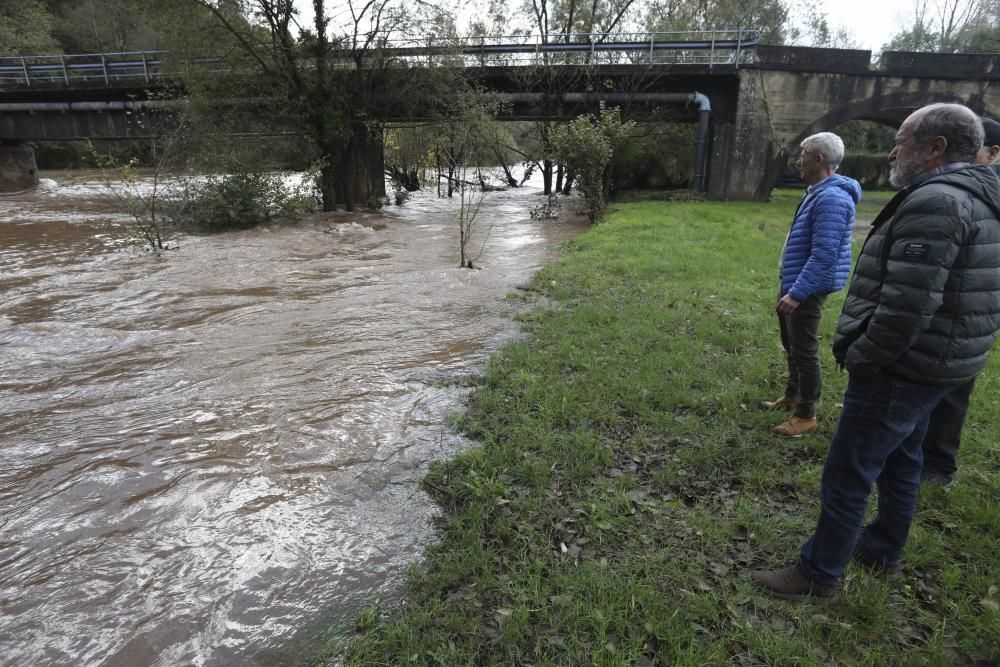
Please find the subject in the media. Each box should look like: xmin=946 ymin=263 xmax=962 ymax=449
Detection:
xmin=903 ymin=243 xmax=930 ymax=260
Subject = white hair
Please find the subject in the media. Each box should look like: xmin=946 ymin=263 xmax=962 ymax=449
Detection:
xmin=800 ymin=132 xmax=845 ymax=168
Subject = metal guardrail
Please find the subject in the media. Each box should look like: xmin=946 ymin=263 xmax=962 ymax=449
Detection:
xmin=0 ymin=31 xmax=760 ymax=88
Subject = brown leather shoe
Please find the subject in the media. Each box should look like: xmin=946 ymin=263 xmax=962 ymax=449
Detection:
xmin=761 ymin=395 xmax=796 ymax=411
xmin=751 ymin=564 xmax=838 ymax=602
xmin=773 ymin=416 xmax=817 ymax=437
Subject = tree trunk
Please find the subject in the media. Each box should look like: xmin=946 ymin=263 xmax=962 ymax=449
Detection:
xmin=334 ymin=121 xmax=386 ymax=211
xmin=562 ymin=171 xmax=575 ymax=195
xmin=555 ymin=164 xmax=564 ymax=193
xmin=542 ymin=159 xmax=553 ymax=195
xmin=493 ymin=145 xmax=518 ymax=187
xmin=318 ymin=148 xmax=338 ymax=211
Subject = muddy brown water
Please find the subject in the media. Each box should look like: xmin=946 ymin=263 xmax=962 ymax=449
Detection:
xmin=0 ymin=172 xmax=587 ymax=665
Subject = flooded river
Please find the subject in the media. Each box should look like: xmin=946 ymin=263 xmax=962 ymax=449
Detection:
xmin=0 ymin=173 xmax=587 ymax=665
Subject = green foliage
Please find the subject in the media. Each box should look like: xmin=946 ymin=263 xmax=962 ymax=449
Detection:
xmin=611 ymin=123 xmax=696 ymax=191
xmin=346 ymin=198 xmax=1000 ymax=666
xmin=550 ymin=104 xmax=635 ymax=221
xmin=47 ymin=0 xmax=162 ymax=53
xmin=839 ymin=154 xmax=893 ymax=191
xmin=0 ymin=0 xmax=60 ymax=55
xmin=882 ymin=0 xmax=1000 ymax=53
xmin=645 ymin=0 xmax=792 ymax=45
xmin=836 ymin=120 xmax=896 ymax=156
xmin=165 ymin=168 xmax=318 ymax=233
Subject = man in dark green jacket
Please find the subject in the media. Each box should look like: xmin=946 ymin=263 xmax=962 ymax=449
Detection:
xmin=752 ymin=103 xmax=1000 ymax=601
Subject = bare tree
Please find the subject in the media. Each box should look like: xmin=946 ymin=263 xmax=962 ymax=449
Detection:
xmin=884 ymin=0 xmax=1000 ymax=52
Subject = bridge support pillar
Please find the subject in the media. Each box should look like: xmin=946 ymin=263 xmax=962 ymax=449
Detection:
xmin=0 ymin=143 xmax=39 ymax=194
xmin=707 ymin=71 xmax=784 ymax=201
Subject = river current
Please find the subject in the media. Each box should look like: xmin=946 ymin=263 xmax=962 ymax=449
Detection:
xmin=0 ymin=172 xmax=587 ymax=665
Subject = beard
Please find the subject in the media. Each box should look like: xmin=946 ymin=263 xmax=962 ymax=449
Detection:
xmin=890 ymin=158 xmax=926 ymax=188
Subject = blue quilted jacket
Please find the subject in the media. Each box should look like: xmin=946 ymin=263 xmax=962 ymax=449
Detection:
xmin=780 ymin=174 xmax=861 ymax=302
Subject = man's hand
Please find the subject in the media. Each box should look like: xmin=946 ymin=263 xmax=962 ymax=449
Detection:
xmin=776 ymin=294 xmax=801 ymax=315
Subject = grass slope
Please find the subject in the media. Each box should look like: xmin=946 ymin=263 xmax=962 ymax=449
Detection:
xmin=346 ymin=197 xmax=1000 ymax=666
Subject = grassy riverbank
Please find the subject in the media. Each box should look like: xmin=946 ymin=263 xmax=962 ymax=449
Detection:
xmin=345 ymin=197 xmax=1000 ymax=665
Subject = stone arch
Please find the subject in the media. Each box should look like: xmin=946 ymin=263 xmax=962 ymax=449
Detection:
xmin=785 ymin=89 xmax=979 ymax=153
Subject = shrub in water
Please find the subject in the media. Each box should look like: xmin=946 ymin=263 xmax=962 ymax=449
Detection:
xmin=166 ymin=170 xmax=316 ymax=232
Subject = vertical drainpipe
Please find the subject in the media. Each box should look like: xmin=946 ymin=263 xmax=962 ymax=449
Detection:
xmin=691 ymin=92 xmax=711 ymax=193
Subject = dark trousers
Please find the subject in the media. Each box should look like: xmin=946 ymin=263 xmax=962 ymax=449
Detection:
xmin=921 ymin=378 xmax=975 ymax=479
xmin=798 ymin=373 xmax=958 ymax=585
xmin=777 ymin=294 xmax=827 ymax=418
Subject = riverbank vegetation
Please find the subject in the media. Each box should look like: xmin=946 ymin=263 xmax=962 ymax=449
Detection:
xmin=344 ymin=198 xmax=1000 ymax=665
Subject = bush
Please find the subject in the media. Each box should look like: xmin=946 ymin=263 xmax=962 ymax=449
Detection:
xmin=550 ymin=104 xmax=634 ymax=221
xmin=610 ymin=123 xmax=696 ymax=192
xmin=165 ymin=169 xmax=317 ymax=232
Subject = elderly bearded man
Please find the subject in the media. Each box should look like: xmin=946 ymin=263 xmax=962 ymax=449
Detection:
xmin=752 ymin=103 xmax=1000 ymax=601
xmin=762 ymin=132 xmax=860 ymax=437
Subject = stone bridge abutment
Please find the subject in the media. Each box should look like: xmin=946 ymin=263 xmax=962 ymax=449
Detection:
xmin=709 ymin=47 xmax=1000 ymax=201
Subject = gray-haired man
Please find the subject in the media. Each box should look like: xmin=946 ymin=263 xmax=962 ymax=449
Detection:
xmin=752 ymin=103 xmax=1000 ymax=601
xmin=762 ymin=132 xmax=860 ymax=438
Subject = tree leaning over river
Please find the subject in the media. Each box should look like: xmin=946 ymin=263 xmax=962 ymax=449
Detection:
xmin=173 ymin=0 xmax=462 ymax=212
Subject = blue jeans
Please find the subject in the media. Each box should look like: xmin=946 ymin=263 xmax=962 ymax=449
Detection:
xmin=798 ymin=372 xmax=957 ymax=586
xmin=922 ymin=378 xmax=976 ymax=479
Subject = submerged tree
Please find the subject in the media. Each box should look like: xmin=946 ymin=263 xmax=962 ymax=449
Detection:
xmin=434 ymin=91 xmax=505 ymax=268
xmin=163 ymin=0 xmax=458 ymax=212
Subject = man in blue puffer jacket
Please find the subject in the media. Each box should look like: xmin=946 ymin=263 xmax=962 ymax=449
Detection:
xmin=763 ymin=132 xmax=862 ymax=437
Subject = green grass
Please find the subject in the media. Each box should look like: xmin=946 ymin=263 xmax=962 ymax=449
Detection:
xmin=345 ymin=198 xmax=1000 ymax=666
xmin=771 ymin=187 xmax=896 ymax=223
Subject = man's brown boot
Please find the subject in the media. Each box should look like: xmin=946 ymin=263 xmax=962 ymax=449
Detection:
xmin=761 ymin=395 xmax=796 ymax=411
xmin=773 ymin=415 xmax=817 ymax=437
xmin=751 ymin=564 xmax=838 ymax=602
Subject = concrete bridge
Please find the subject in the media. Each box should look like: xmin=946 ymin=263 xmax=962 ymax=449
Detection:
xmin=1 ymin=38 xmax=998 ymax=199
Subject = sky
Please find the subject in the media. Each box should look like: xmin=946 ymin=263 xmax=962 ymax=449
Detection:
xmin=295 ymin=0 xmax=920 ymax=54
xmin=818 ymin=0 xmax=918 ymax=52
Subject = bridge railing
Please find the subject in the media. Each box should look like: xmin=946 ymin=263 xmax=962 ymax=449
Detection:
xmin=0 ymin=51 xmax=175 ymax=87
xmin=365 ymin=30 xmax=761 ymax=68
xmin=0 ymin=31 xmax=760 ymax=88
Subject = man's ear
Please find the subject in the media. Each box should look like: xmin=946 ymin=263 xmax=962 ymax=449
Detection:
xmin=927 ymin=135 xmax=948 ymax=159
xmin=989 ymin=145 xmax=1000 ymax=163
